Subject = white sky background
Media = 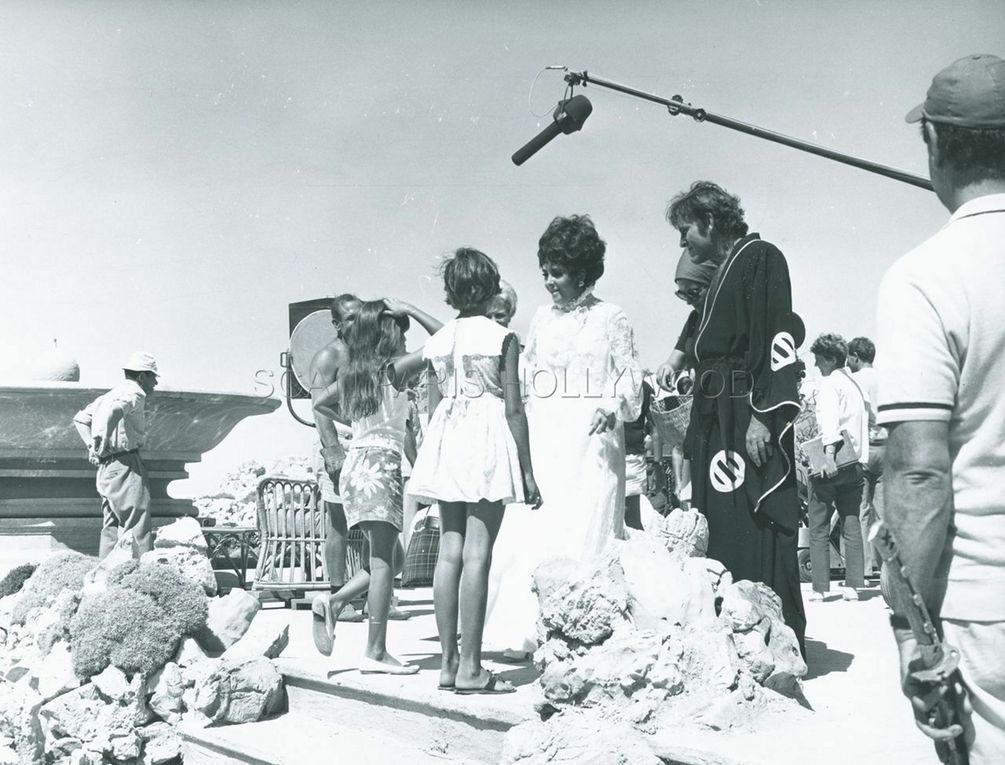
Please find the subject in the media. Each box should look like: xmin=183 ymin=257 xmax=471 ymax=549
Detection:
xmin=2 ymin=1 xmax=1001 ymax=496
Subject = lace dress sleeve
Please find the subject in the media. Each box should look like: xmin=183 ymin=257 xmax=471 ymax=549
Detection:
xmin=607 ymin=306 xmax=643 ymax=423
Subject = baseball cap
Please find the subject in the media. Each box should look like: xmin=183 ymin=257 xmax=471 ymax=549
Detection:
xmin=123 ymin=352 xmax=159 ymax=376
xmin=906 ymin=54 xmax=1005 ymax=128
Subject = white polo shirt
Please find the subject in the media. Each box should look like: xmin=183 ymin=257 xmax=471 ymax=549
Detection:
xmin=814 ymin=368 xmax=869 ymax=466
xmin=876 ymin=193 xmax=1005 ymax=621
xmin=73 ymin=379 xmax=148 ymax=453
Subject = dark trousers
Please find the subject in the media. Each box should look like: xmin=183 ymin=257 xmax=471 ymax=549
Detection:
xmin=808 ymin=463 xmax=865 ymax=592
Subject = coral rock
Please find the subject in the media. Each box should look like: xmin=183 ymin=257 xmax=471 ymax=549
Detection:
xmin=224 ymin=622 xmax=289 ymax=661
xmin=147 ymin=663 xmax=185 ymax=725
xmin=173 ymin=636 xmax=209 ymax=667
xmin=652 ymin=507 xmax=709 ymax=559
xmin=138 ymin=721 xmax=182 ymax=765
xmin=535 ymin=558 xmax=630 ymax=647
xmin=32 ymin=641 xmax=80 ymax=703
xmin=191 ymin=657 xmax=284 ymax=725
xmin=154 ymin=517 xmax=209 ymax=553
xmin=197 ymin=589 xmax=261 ymax=655
xmin=140 ymin=547 xmax=217 ymax=596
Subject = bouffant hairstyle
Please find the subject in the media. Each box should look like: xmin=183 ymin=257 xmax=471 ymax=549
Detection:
xmin=810 ymin=333 xmax=848 ymax=367
xmin=441 ymin=248 xmax=501 ymax=312
xmin=665 ymin=181 xmax=749 ymax=241
xmin=847 ymin=337 xmax=876 ymax=364
xmin=537 ymin=215 xmax=606 ymax=288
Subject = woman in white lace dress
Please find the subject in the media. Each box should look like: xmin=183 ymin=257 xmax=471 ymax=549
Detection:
xmin=484 ymin=214 xmax=643 ymax=655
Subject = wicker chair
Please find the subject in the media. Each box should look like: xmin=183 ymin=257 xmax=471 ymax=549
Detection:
xmin=252 ymin=476 xmax=366 ymax=596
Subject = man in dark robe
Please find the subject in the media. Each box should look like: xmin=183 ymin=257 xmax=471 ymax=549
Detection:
xmin=666 ymin=181 xmax=807 ymax=651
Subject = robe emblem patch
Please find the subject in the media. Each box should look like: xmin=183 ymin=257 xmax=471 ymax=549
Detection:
xmin=709 ymin=450 xmax=746 ymax=493
xmin=770 ymin=332 xmax=797 ymax=371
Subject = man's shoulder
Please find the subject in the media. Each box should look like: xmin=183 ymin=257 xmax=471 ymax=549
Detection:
xmin=310 ymin=340 xmax=347 ymax=378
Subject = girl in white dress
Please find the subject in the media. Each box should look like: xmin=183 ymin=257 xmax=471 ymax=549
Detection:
xmin=409 ymin=248 xmax=541 ymax=695
xmin=484 ymin=214 xmax=643 ymax=655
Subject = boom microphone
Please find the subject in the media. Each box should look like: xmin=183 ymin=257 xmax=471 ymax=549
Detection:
xmin=511 ymin=94 xmax=593 ymax=166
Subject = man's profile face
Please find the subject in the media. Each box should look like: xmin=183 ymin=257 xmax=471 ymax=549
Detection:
xmin=677 ymin=216 xmax=716 ymax=263
xmin=138 ymin=371 xmax=158 ymax=395
xmin=335 ymin=300 xmax=362 ymax=338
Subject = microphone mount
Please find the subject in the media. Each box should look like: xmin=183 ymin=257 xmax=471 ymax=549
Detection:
xmin=562 ymin=69 xmax=932 ymax=192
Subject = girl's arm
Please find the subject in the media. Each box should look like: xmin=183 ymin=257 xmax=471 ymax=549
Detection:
xmin=502 ymin=334 xmax=541 ymax=508
xmin=425 ymin=361 xmax=442 ymax=415
xmin=382 ymin=298 xmax=443 ymax=337
xmin=389 ymin=350 xmax=426 ymax=392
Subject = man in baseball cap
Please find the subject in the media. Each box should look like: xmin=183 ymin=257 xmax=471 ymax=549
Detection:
xmin=877 ymin=53 xmax=1005 ymax=763
xmin=72 ymin=353 xmax=160 ymax=557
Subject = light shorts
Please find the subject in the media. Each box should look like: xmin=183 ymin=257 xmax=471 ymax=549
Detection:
xmin=625 ymin=453 xmax=646 ymax=498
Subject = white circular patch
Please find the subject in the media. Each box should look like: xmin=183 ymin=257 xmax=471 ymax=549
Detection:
xmin=770 ymin=331 xmax=797 ymax=371
xmin=709 ymin=450 xmax=746 ymax=493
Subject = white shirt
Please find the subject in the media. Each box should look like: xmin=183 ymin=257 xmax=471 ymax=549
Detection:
xmin=876 ymin=192 xmax=1005 ymax=621
xmin=73 ymin=379 xmax=147 ymax=452
xmin=813 ymin=368 xmax=869 ymax=466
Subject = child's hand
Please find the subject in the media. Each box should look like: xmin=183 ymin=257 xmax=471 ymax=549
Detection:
xmin=524 ymin=473 xmax=543 ymax=509
xmin=380 ymin=298 xmax=412 ymax=318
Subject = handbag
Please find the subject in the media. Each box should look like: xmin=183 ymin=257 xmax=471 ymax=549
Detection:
xmin=400 ymin=507 xmax=440 ymax=588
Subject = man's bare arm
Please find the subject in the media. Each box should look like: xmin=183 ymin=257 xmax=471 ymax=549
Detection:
xmin=882 ymin=419 xmax=953 ymax=613
xmin=310 ymin=345 xmax=349 ymax=438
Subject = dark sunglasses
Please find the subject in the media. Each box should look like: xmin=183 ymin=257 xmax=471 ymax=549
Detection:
xmin=675 ymin=287 xmax=703 ymax=302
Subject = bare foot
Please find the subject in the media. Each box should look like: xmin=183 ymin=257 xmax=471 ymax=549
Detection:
xmin=359 ymin=654 xmax=419 ymax=675
xmin=439 ymin=655 xmax=459 ymax=689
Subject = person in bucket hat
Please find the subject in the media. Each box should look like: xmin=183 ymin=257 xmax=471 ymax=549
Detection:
xmin=877 ymin=54 xmax=1005 ymax=763
xmin=73 ymin=353 xmax=160 ymax=557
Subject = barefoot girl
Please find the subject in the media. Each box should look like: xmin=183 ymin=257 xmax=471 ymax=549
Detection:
xmin=312 ymin=299 xmax=440 ymax=674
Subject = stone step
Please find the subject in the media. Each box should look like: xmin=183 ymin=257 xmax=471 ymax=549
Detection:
xmin=180 ymin=666 xmax=520 ymax=764
xmin=179 ymin=710 xmax=459 ymax=765
xmin=281 ymin=667 xmax=515 ymax=763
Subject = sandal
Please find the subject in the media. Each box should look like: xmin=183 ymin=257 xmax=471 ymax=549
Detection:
xmin=454 ymin=671 xmax=516 ymax=695
xmin=311 ymin=595 xmax=335 ymax=657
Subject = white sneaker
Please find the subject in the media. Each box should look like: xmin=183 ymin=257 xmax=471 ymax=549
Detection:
xmin=841 ymin=586 xmax=860 ymax=601
xmin=808 ymin=590 xmax=825 ymax=602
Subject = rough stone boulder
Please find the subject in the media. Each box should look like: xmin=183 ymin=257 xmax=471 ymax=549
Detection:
xmin=718 ymin=580 xmax=806 ymax=693
xmin=617 ymin=535 xmax=715 ymax=630
xmin=534 ymin=557 xmax=630 ymax=647
xmin=224 ymin=621 xmax=289 ymax=661
xmin=140 ymin=547 xmax=217 ymax=596
xmin=0 ymin=678 xmax=43 ymax=764
xmin=196 ymin=589 xmax=261 ymax=655
xmin=650 ymin=507 xmax=709 ymax=559
xmin=147 ymin=663 xmax=185 ymax=724
xmin=188 ymin=657 xmax=285 ymax=726
xmin=137 ymin=720 xmax=182 ymax=764
xmin=154 ymin=516 xmax=209 ymax=554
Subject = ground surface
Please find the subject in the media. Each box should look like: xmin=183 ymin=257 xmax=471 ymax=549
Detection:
xmin=256 ymin=581 xmax=936 ymax=765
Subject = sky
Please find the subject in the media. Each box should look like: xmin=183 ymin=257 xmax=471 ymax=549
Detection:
xmin=2 ymin=1 xmax=1001 ymax=496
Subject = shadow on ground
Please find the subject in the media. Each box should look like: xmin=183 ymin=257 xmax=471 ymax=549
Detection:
xmin=804 ymin=638 xmax=854 ymax=680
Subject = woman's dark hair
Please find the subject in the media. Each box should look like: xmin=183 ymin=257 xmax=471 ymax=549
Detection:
xmin=847 ymin=337 xmax=876 ymax=364
xmin=665 ymin=181 xmax=749 ymax=240
xmin=337 ymin=300 xmax=406 ymax=421
xmin=810 ymin=333 xmax=848 ymax=367
xmin=922 ymin=118 xmax=1005 ymax=185
xmin=441 ymin=248 xmax=500 ymax=312
xmin=537 ymin=214 xmax=606 ymax=288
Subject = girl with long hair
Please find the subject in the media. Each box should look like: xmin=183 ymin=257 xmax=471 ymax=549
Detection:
xmin=312 ymin=298 xmax=440 ymax=674
xmin=408 ymin=248 xmax=541 ymax=694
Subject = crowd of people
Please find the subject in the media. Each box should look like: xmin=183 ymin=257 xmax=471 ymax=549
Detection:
xmin=74 ymin=53 xmax=1004 ymax=761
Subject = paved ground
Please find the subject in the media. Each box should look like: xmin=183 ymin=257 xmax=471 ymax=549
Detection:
xmin=259 ymin=581 xmax=937 ymax=765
